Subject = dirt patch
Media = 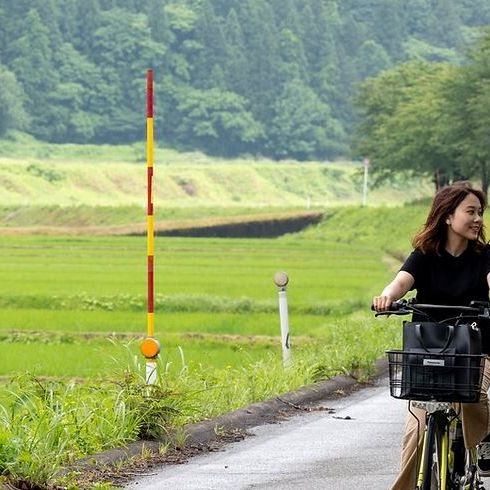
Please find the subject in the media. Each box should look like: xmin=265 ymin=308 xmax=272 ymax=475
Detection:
xmin=182 ymin=332 xmax=315 ymax=346
xmin=0 ymin=211 xmax=323 ymax=238
xmin=68 ymin=429 xmax=250 ymax=489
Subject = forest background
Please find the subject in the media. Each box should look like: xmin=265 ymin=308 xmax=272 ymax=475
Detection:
xmin=2 ymin=0 xmax=490 ymax=163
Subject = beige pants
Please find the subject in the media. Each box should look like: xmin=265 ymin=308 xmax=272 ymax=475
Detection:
xmin=391 ymin=358 xmax=490 ymax=490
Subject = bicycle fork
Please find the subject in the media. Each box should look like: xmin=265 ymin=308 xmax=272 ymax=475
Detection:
xmin=417 ymin=415 xmax=436 ymax=489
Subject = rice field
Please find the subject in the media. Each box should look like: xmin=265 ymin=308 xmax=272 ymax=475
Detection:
xmin=0 ymin=234 xmax=393 ymax=378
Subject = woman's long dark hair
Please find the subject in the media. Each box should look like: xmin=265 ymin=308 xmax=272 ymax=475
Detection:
xmin=412 ymin=181 xmax=487 ymax=253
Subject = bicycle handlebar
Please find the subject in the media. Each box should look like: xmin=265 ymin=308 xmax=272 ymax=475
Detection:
xmin=373 ymin=298 xmax=490 ymax=319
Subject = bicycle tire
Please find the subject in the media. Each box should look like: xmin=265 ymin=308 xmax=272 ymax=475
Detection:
xmin=449 ymin=419 xmax=466 ymax=488
xmin=415 ymin=413 xmax=483 ymax=490
xmin=430 ymin=418 xmax=449 ymax=490
xmin=460 ymin=450 xmax=480 ymax=490
xmin=418 ymin=413 xmax=452 ymax=490
xmin=445 ymin=421 xmax=481 ymax=490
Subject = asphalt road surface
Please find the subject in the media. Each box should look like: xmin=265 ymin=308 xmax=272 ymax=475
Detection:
xmin=125 ymin=379 xmax=407 ymax=489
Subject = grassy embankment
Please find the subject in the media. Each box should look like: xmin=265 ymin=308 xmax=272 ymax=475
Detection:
xmin=0 ymin=137 xmax=434 ymax=487
xmin=0 ymin=132 xmax=432 ymax=231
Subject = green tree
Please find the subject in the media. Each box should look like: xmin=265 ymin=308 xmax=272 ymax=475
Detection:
xmin=1 ymin=0 xmax=489 ymax=158
xmin=9 ymin=9 xmax=58 ymax=139
xmin=442 ymin=28 xmax=490 ymax=193
xmin=173 ymin=87 xmax=264 ymax=156
xmin=305 ymin=1 xmax=343 ymax=113
xmin=162 ymin=2 xmax=200 ymax=83
xmin=429 ymin=0 xmax=462 ymax=47
xmin=356 ymin=40 xmax=391 ymax=79
xmin=192 ymin=1 xmax=227 ymax=89
xmin=354 ymin=61 xmax=459 ymax=189
xmin=90 ymin=8 xmax=165 ymax=142
xmin=31 ymin=0 xmax=62 ymax=48
xmin=49 ymin=42 xmax=102 ymax=142
xmin=404 ymin=0 xmax=436 ymax=37
xmin=58 ymin=0 xmax=78 ymax=40
xmin=0 ymin=64 xmax=29 ymax=136
xmin=147 ymin=0 xmax=174 ymax=46
xmin=268 ymin=78 xmax=345 ymax=160
xmin=347 ymin=0 xmax=405 ymax=60
xmin=277 ymin=27 xmax=308 ymax=83
xmin=222 ymin=8 xmax=248 ymax=95
xmin=73 ymin=0 xmax=101 ymax=54
xmin=236 ymin=1 xmax=280 ymax=122
xmin=457 ymin=0 xmax=490 ymax=24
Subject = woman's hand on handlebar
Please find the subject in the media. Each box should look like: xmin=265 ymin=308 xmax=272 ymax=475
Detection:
xmin=372 ymin=295 xmax=397 ymax=312
xmin=373 ymin=272 xmax=414 ymax=312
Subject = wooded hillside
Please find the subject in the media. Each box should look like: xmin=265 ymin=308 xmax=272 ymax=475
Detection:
xmin=1 ymin=0 xmax=489 ymax=160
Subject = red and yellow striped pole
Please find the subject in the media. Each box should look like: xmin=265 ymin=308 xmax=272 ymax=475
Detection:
xmin=140 ymin=69 xmax=160 ymax=384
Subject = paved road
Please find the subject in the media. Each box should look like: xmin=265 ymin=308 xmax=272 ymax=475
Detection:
xmin=125 ymin=379 xmax=407 ymax=490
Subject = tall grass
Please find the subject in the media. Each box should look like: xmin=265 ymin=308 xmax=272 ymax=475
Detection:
xmin=0 ymin=375 xmax=142 ymax=486
xmin=160 ymin=312 xmax=400 ymax=424
xmin=0 ymin=309 xmax=399 ymax=488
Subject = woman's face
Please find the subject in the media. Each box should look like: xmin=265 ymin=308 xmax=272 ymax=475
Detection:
xmin=446 ymin=193 xmax=483 ymax=242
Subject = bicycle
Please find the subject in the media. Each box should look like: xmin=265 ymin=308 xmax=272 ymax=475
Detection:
xmin=375 ymin=299 xmax=490 ymax=490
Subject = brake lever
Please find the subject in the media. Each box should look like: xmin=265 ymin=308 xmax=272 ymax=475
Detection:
xmin=374 ymin=309 xmax=412 ymax=317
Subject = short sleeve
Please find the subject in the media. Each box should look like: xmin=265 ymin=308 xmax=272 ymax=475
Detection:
xmin=400 ymin=249 xmax=426 ymax=290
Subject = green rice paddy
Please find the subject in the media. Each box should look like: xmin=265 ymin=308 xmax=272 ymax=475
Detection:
xmin=0 ymin=233 xmax=394 ymax=377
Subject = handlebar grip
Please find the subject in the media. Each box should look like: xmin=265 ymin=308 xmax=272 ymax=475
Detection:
xmin=371 ymin=298 xmax=411 ymax=316
xmin=371 ymin=299 xmax=408 ymax=312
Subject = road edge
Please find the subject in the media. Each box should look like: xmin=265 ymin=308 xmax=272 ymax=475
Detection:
xmin=70 ymin=358 xmax=389 ymax=473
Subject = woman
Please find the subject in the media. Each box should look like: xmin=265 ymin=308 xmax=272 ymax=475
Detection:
xmin=373 ymin=181 xmax=490 ymax=489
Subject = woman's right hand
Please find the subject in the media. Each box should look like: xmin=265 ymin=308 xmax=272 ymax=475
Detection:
xmin=372 ymin=295 xmax=395 ymax=312
xmin=372 ymin=271 xmax=414 ymax=312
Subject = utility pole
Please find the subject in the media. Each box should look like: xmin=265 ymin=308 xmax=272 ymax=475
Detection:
xmin=362 ymin=158 xmax=370 ymax=206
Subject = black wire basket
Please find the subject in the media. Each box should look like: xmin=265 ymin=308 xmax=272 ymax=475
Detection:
xmin=386 ymin=350 xmax=485 ymax=403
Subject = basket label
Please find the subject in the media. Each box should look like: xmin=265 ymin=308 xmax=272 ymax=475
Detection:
xmin=423 ymin=359 xmax=445 ymax=367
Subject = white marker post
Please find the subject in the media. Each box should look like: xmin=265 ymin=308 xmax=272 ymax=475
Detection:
xmin=274 ymin=272 xmax=291 ymax=367
xmin=146 ymin=360 xmax=157 ymax=385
